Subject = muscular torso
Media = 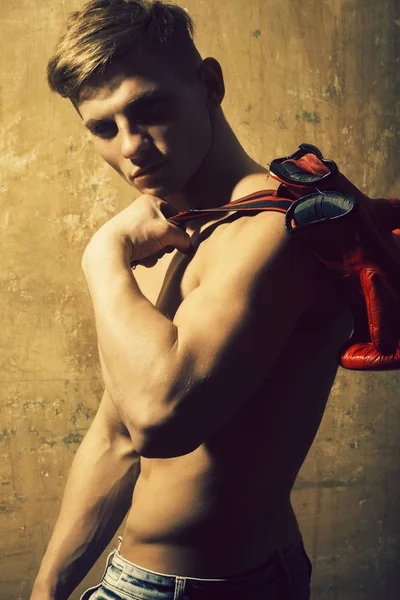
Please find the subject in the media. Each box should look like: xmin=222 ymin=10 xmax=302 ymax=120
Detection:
xmin=119 ymin=209 xmax=352 ymax=577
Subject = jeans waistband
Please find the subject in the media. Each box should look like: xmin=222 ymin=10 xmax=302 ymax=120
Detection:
xmin=104 ymin=537 xmax=306 ymax=593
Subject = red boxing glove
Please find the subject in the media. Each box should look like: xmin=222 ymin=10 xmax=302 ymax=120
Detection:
xmin=278 ymin=146 xmax=400 ymax=371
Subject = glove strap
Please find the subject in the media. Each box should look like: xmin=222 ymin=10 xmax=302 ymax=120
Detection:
xmin=168 ymin=191 xmax=294 ymax=226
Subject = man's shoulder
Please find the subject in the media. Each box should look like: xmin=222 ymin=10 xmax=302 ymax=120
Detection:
xmin=193 ymin=210 xmax=286 ymax=264
xmin=193 ymin=207 xmax=345 ymax=317
xmin=199 ymin=210 xmax=311 ymax=286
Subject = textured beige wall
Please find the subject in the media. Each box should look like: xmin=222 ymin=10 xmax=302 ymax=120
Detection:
xmin=0 ymin=1 xmax=399 ymax=599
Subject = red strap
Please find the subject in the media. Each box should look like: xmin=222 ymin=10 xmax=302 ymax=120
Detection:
xmin=168 ymin=190 xmax=294 ymax=225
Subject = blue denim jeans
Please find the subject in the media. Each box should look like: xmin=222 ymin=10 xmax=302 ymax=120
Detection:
xmin=80 ymin=538 xmax=312 ymax=600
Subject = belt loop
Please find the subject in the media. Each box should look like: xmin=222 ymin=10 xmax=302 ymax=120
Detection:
xmin=173 ymin=577 xmax=186 ymax=600
xmin=100 ymin=547 xmax=117 ymax=582
xmin=95 ymin=537 xmax=123 ymax=587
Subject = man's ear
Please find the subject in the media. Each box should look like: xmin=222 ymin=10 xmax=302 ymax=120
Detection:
xmin=197 ymin=57 xmax=225 ymax=108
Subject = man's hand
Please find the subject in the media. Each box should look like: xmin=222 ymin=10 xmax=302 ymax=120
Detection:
xmin=83 ymin=194 xmax=192 ymax=270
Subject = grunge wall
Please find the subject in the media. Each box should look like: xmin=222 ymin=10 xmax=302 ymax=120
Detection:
xmin=0 ymin=1 xmax=399 ymax=599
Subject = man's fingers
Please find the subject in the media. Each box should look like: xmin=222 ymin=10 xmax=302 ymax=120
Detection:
xmin=158 ymin=202 xmax=191 ymax=252
xmin=133 ymin=249 xmax=165 ymax=269
xmin=163 ymin=223 xmax=192 ymax=254
xmin=140 ymin=255 xmax=161 ymax=268
xmin=159 ymin=199 xmax=180 ymax=219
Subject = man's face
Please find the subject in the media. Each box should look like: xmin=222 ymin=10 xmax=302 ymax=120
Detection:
xmin=78 ymin=53 xmax=213 ymax=198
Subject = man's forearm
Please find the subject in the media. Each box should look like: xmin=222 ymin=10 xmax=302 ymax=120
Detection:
xmin=83 ymin=237 xmax=185 ymax=432
xmin=31 ymin=392 xmax=140 ymax=599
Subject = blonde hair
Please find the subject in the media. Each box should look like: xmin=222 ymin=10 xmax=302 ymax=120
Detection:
xmin=47 ymin=0 xmax=200 ymax=102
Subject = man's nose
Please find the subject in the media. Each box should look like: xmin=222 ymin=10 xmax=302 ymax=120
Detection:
xmin=120 ymin=126 xmax=151 ymax=161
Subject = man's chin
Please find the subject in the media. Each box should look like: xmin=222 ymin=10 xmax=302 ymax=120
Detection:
xmin=139 ymin=185 xmax=170 ymax=199
xmin=132 ymin=180 xmax=183 ymax=200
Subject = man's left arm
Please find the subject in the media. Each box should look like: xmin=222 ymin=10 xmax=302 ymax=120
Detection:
xmin=82 ymin=199 xmax=317 ymax=458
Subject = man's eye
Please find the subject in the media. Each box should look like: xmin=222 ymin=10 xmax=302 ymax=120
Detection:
xmin=135 ymin=99 xmax=168 ymax=124
xmin=92 ymin=122 xmax=117 ymax=138
xmin=147 ymin=98 xmax=165 ymax=114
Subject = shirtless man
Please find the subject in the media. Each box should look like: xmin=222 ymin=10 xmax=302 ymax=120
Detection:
xmin=30 ymin=1 xmax=351 ymax=599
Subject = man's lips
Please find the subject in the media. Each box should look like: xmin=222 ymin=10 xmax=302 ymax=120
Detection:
xmin=131 ymin=162 xmax=165 ymax=181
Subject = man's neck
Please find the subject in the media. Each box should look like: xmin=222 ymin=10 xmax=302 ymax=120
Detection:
xmin=167 ymin=110 xmax=270 ymax=213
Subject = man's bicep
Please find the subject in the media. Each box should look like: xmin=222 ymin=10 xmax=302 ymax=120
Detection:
xmin=171 ymin=216 xmax=315 ymax=427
